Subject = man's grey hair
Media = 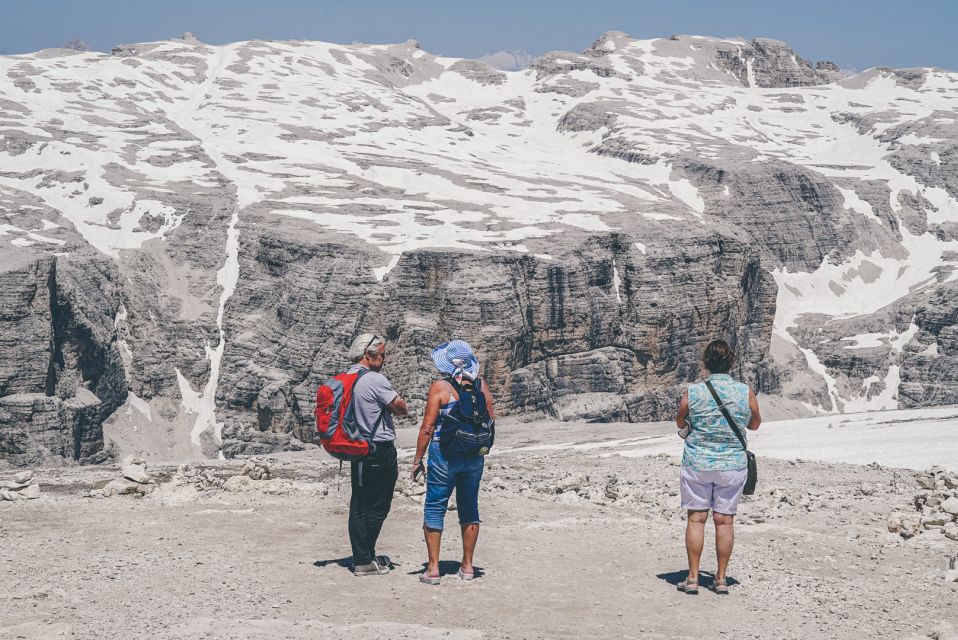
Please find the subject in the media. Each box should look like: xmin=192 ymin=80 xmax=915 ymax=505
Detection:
xmin=348 ymin=333 xmax=385 ymax=363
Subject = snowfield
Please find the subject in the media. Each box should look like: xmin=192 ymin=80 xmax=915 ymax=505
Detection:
xmin=497 ymin=406 xmax=958 ymax=472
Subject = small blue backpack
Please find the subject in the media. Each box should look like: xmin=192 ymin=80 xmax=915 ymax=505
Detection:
xmin=438 ymin=378 xmax=495 ymax=456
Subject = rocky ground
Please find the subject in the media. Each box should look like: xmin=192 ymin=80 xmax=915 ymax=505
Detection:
xmin=1 ymin=421 xmax=957 ymax=640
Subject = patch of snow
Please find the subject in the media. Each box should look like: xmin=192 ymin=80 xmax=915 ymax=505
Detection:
xmin=842 ymin=365 xmax=901 ymax=413
xmin=797 ymin=346 xmax=840 ymax=411
xmin=612 ymin=258 xmax=622 ymax=304
xmin=505 ymin=407 xmax=958 ymax=473
xmin=920 ymin=342 xmax=939 ymax=356
xmin=126 ymin=392 xmax=153 ymax=422
xmin=373 ymin=254 xmax=401 ymax=281
xmin=836 ymin=185 xmax=881 ymax=225
xmin=842 ymin=323 xmax=918 ymax=352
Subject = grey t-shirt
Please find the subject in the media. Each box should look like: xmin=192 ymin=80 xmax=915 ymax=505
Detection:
xmin=347 ymin=365 xmax=397 ymax=442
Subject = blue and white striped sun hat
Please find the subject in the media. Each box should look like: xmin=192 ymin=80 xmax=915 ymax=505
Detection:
xmin=431 ymin=340 xmax=480 ymax=380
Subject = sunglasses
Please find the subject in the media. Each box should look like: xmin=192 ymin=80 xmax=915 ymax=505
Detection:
xmin=365 ymin=336 xmax=386 ymax=360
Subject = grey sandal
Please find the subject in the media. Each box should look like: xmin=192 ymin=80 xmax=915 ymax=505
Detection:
xmin=677 ymin=578 xmax=699 ymax=595
xmin=419 ymin=572 xmax=440 ymax=586
xmin=711 ymin=579 xmax=729 ymax=595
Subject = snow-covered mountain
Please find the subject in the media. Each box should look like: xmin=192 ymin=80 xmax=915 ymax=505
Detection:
xmin=1 ymin=31 xmax=956 ymax=464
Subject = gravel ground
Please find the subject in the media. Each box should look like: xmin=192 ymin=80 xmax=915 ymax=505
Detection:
xmin=2 ymin=422 xmax=957 ymax=639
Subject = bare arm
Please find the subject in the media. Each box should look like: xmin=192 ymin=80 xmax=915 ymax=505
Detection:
xmin=386 ymin=394 xmax=408 ymax=418
xmin=676 ymin=390 xmax=689 ymax=432
xmin=411 ymin=381 xmax=445 ymax=477
xmin=746 ymin=389 xmax=762 ymax=431
xmin=484 ymin=383 xmax=495 ymax=422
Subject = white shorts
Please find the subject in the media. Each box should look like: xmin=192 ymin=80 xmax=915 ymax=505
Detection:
xmin=680 ymin=467 xmax=748 ymax=515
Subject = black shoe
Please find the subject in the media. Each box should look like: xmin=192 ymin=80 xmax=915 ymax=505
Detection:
xmin=375 ymin=555 xmax=393 ymax=568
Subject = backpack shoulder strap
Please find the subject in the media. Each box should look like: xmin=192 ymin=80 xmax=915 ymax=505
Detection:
xmin=704 ymin=380 xmax=748 ymax=453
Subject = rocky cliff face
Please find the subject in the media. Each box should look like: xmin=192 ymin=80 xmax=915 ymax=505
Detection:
xmin=0 ymin=249 xmax=125 ymax=465
xmin=1 ymin=31 xmax=956 ymax=463
xmin=216 ymin=219 xmax=776 ymax=454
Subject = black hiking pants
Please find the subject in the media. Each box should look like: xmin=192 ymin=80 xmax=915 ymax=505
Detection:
xmin=348 ymin=441 xmax=398 ymax=566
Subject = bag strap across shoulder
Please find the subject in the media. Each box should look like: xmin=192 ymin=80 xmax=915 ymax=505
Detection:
xmin=704 ymin=380 xmax=749 ymax=453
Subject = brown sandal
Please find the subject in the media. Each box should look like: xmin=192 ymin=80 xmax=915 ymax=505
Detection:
xmin=677 ymin=578 xmax=699 ymax=595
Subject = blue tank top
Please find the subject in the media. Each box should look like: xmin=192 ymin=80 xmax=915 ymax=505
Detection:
xmin=682 ymin=374 xmax=751 ymax=471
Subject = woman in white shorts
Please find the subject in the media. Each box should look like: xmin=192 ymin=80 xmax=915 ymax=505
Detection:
xmin=674 ymin=339 xmax=761 ymax=595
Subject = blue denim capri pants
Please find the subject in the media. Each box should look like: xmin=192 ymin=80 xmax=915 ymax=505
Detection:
xmin=423 ymin=440 xmax=484 ymax=530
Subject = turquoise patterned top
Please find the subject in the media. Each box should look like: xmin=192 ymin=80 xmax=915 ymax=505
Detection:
xmin=682 ymin=374 xmax=751 ymax=471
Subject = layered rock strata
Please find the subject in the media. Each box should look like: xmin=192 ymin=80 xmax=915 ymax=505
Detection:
xmin=0 ymin=30 xmax=956 ymax=462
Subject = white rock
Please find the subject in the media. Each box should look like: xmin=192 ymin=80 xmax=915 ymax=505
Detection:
xmin=13 ymin=470 xmax=33 ymax=484
xmin=922 ymin=514 xmax=950 ymax=529
xmin=555 ymin=491 xmax=581 ymax=505
xmin=241 ymin=459 xmax=270 ymax=481
xmin=941 ymin=497 xmax=958 ymax=515
xmin=102 ymin=478 xmax=141 ymax=497
xmin=121 ymin=455 xmax=150 ymax=484
xmin=223 ymin=475 xmax=253 ymax=493
xmin=20 ymin=483 xmax=40 ymax=500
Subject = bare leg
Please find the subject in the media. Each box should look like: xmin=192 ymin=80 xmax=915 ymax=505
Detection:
xmin=713 ymin=512 xmax=735 ymax=582
xmin=460 ymin=523 xmax=479 ymax=573
xmin=685 ymin=510 xmax=709 ymax=582
xmin=424 ymin=526 xmax=442 ymax=577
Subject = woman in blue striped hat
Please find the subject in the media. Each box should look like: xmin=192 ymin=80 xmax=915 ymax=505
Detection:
xmin=411 ymin=339 xmax=496 ymax=585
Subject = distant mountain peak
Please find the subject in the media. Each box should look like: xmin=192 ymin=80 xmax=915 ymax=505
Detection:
xmin=474 ymin=49 xmax=538 ymax=71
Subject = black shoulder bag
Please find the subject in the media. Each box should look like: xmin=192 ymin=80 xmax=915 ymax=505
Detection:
xmin=704 ymin=380 xmax=757 ymax=495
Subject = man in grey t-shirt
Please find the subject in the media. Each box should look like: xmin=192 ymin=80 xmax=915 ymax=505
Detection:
xmin=344 ymin=333 xmax=408 ymax=576
xmin=346 ymin=363 xmax=397 ymax=443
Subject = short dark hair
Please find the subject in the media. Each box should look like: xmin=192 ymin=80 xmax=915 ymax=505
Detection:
xmin=703 ymin=339 xmax=735 ymax=374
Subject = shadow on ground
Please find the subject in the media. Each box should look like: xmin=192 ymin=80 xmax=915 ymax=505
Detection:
xmin=656 ymin=570 xmax=739 ymax=589
xmin=314 ymin=557 xmax=352 ymax=569
xmin=408 ymin=561 xmax=485 ymax=578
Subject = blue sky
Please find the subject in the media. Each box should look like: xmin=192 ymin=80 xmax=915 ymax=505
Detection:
xmin=2 ymin=0 xmax=955 ymax=71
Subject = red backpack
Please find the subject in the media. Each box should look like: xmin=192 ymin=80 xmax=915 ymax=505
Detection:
xmin=315 ymin=369 xmax=379 ymax=461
